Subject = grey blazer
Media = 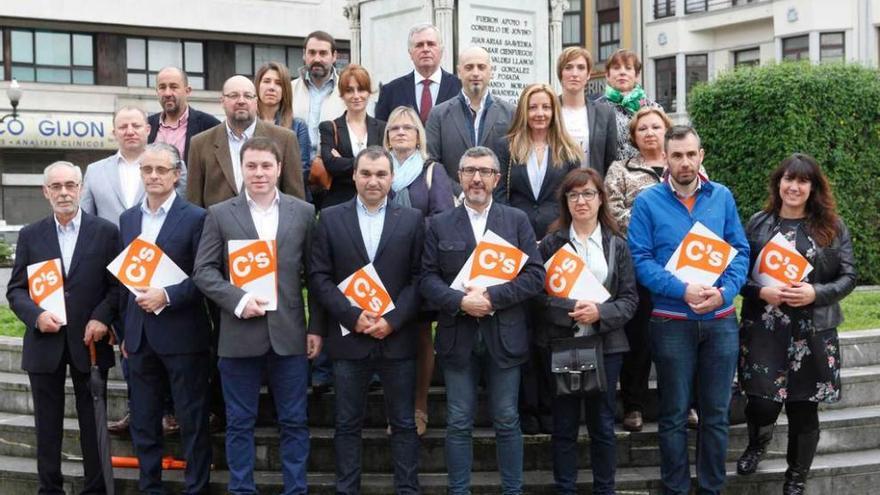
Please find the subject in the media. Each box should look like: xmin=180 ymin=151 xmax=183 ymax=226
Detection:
xmin=193 ymin=192 xmax=316 ymax=358
xmin=80 ymin=153 xmax=188 ymax=227
xmin=586 ymin=99 xmax=619 ymax=177
xmin=425 ymin=93 xmax=514 ymax=184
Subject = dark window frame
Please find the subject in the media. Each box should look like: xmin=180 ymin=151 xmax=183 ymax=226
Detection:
xmin=655 ymin=56 xmax=677 ymax=113
xmin=685 ymin=0 xmax=708 ymax=14
xmin=782 ymin=34 xmax=810 ymax=61
xmin=234 ymin=43 xmax=308 ymax=79
xmin=9 ymin=28 xmax=95 ymax=85
xmin=819 ymin=31 xmax=845 ymax=62
xmin=685 ymin=53 xmax=708 ymax=109
xmin=734 ymin=47 xmax=760 ymax=67
xmin=126 ymin=37 xmax=206 ymax=89
xmin=654 ymin=0 xmax=676 ymax=19
xmin=597 ymin=7 xmax=621 ymax=62
xmin=562 ymin=0 xmax=585 ymax=48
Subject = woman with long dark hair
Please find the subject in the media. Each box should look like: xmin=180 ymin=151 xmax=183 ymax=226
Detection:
xmin=536 ymin=168 xmax=637 ymax=493
xmin=737 ymin=153 xmax=856 ymax=495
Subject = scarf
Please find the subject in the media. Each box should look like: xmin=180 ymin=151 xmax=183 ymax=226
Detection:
xmin=604 ymin=84 xmax=648 ymax=114
xmin=392 ymin=152 xmax=424 ymax=193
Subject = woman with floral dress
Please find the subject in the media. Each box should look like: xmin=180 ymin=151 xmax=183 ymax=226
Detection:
xmin=737 ymin=153 xmax=856 ymax=495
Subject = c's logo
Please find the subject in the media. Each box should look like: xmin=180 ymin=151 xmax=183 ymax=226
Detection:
xmin=343 ymin=269 xmax=393 ymax=314
xmin=29 ymin=260 xmax=63 ymax=305
xmin=229 ymin=240 xmax=276 ymax=286
xmin=676 ymin=232 xmax=731 ymax=274
xmin=470 ymin=242 xmax=524 ymax=281
xmin=759 ymin=243 xmax=809 ymax=284
xmin=545 ymin=249 xmax=584 ymax=297
xmin=117 ymin=239 xmax=162 ymax=287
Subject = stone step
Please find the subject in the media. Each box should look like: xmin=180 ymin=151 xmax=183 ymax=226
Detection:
xmin=0 ymin=405 xmax=877 ymax=474
xmin=0 ymin=448 xmax=878 ymax=494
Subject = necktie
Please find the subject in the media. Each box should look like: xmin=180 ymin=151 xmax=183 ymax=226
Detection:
xmin=419 ymin=79 xmax=433 ymax=124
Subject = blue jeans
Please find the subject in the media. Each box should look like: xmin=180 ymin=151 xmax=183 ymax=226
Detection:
xmin=311 ymin=349 xmax=334 ymax=386
xmin=219 ymin=352 xmax=309 ymax=495
xmin=650 ymin=315 xmax=738 ymax=495
xmin=552 ymin=352 xmax=624 ymax=495
xmin=333 ymin=354 xmax=419 ymax=494
xmin=442 ymin=342 xmax=523 ymax=495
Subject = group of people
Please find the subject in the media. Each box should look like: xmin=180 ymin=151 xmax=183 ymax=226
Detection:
xmin=6 ymin=22 xmax=856 ymax=495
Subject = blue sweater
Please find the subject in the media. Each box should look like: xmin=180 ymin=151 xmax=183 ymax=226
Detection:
xmin=627 ymin=179 xmax=750 ymax=320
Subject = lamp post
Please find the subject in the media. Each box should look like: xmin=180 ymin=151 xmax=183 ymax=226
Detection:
xmin=0 ymin=80 xmax=23 ymax=124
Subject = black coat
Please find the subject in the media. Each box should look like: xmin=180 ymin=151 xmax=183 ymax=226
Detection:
xmin=535 ymin=226 xmax=638 ymax=354
xmin=147 ymin=106 xmax=221 ymax=163
xmin=740 ymin=211 xmax=857 ymax=331
xmin=318 ymin=113 xmax=386 ymax=209
xmin=374 ymin=69 xmax=462 ymax=123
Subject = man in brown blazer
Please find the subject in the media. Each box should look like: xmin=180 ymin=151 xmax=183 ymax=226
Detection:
xmin=187 ymin=75 xmax=305 ymax=207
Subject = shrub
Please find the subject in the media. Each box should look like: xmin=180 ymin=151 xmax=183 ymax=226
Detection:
xmin=0 ymin=240 xmax=12 ymax=266
xmin=689 ymin=62 xmax=880 ymax=283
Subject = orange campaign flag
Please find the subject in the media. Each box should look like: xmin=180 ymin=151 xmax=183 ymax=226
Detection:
xmin=544 ymin=246 xmax=586 ymax=298
xmin=229 ymin=240 xmax=277 ymax=287
xmin=753 ymin=232 xmax=813 ymax=287
xmin=469 ymin=241 xmax=527 ymax=282
xmin=114 ymin=237 xmax=163 ymax=287
xmin=27 ymin=258 xmax=67 ymax=325
xmin=675 ymin=231 xmax=733 ymax=275
xmin=341 ymin=266 xmax=394 ymax=316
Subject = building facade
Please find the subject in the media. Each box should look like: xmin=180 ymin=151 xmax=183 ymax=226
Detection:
xmin=0 ymin=0 xmax=349 ymax=226
xmin=641 ymin=0 xmax=880 ymax=119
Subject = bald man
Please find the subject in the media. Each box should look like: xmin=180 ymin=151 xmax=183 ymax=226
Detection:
xmin=148 ymin=66 xmax=220 ymax=163
xmin=425 ymin=46 xmax=514 ymax=192
xmin=187 ymin=75 xmax=305 ymax=207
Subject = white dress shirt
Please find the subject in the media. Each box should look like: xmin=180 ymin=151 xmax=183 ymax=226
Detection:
xmin=234 ymin=188 xmax=280 ymax=317
xmin=413 ymin=66 xmax=443 ymax=112
xmin=346 ymin=122 xmax=368 ymax=157
xmin=569 ymin=223 xmax=608 ymax=285
xmin=116 ymin=152 xmax=142 ymax=208
xmin=464 ymin=199 xmax=492 ymax=244
xmin=55 ymin=208 xmax=83 ymax=276
xmin=526 ymin=148 xmax=549 ymax=199
xmin=226 ymin=120 xmax=257 ymax=193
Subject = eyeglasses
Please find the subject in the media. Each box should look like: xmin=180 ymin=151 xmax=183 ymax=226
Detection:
xmin=566 ymin=190 xmax=599 ymax=202
xmin=223 ymin=92 xmax=257 ymax=101
xmin=140 ymin=166 xmax=176 ymax=176
xmin=46 ymin=182 xmax=80 ymax=192
xmin=459 ymin=167 xmax=498 ymax=178
xmin=388 ymin=124 xmax=417 ymax=133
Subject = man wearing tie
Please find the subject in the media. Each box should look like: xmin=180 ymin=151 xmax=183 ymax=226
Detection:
xmin=374 ymin=23 xmax=462 ymax=124
xmin=7 ymin=161 xmax=118 ymax=494
xmin=309 ymin=146 xmax=424 ymax=494
xmin=117 ymin=143 xmax=212 ymax=493
xmin=193 ymin=136 xmax=320 ymax=494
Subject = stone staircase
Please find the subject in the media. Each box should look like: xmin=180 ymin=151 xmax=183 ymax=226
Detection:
xmin=0 ymin=330 xmax=879 ymax=493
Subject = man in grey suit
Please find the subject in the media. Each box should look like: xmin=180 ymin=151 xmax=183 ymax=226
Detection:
xmin=193 ymin=136 xmax=320 ymax=494
xmin=425 ymin=46 xmax=514 ymax=192
xmin=81 ymin=106 xmax=187 ymax=226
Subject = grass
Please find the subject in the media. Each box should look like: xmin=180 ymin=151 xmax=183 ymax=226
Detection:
xmin=2 ymin=290 xmax=879 ymax=338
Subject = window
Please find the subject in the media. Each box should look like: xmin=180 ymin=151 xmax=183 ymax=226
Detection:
xmin=562 ymin=0 xmax=584 ymax=47
xmin=685 ymin=54 xmax=708 ymax=99
xmin=235 ymin=44 xmax=305 ymax=79
xmin=126 ymin=38 xmax=205 ymax=89
xmin=734 ymin=47 xmax=760 ymax=67
xmin=654 ymin=0 xmax=675 ymax=19
xmin=598 ymin=7 xmax=621 ymax=62
xmin=782 ymin=35 xmax=809 ymax=61
xmin=820 ymin=32 xmax=844 ymax=62
xmin=685 ymin=0 xmax=707 ymax=14
xmin=655 ymin=56 xmax=677 ymax=112
xmin=10 ymin=30 xmax=94 ymax=84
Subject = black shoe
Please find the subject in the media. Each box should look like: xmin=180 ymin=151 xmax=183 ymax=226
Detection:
xmin=538 ymin=415 xmax=553 ymax=435
xmin=520 ymin=414 xmax=540 ymax=435
xmin=312 ymin=383 xmax=332 ymax=398
xmin=368 ymin=380 xmax=382 ymax=392
xmin=783 ymin=430 xmax=820 ymax=495
xmin=736 ymin=422 xmax=775 ymax=475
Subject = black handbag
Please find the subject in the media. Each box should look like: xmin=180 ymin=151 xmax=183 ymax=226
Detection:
xmin=550 ymin=336 xmax=605 ymax=396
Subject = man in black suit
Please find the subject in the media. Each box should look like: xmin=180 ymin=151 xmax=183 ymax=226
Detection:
xmin=147 ymin=66 xmax=221 ymax=163
xmin=420 ymin=146 xmax=545 ymax=494
xmin=118 ymin=143 xmax=212 ymax=493
xmin=309 ymin=147 xmax=424 ymax=494
xmin=374 ymin=23 xmax=461 ymax=124
xmin=7 ymin=161 xmax=119 ymax=494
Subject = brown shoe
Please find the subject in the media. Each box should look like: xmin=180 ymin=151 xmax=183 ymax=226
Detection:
xmin=687 ymin=408 xmax=699 ymax=429
xmin=162 ymin=414 xmax=180 ymax=436
xmin=107 ymin=412 xmax=131 ymax=435
xmin=622 ymin=411 xmax=643 ymax=432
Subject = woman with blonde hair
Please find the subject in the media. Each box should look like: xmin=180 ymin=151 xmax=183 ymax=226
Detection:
xmin=495 ymin=83 xmax=583 ymax=434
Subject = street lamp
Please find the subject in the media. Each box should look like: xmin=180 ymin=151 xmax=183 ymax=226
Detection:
xmin=0 ymin=80 xmax=22 ymax=124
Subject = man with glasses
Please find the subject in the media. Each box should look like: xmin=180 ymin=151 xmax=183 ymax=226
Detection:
xmin=420 ymin=146 xmax=545 ymax=495
xmin=117 ymin=143 xmax=213 ymax=493
xmin=7 ymin=161 xmax=119 ymax=494
xmin=187 ymin=75 xmax=305 ymax=207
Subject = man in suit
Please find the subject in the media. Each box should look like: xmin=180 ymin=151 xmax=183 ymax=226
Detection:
xmin=425 ymin=47 xmax=514 ymax=191
xmin=7 ymin=161 xmax=118 ymax=494
xmin=118 ymin=143 xmax=212 ymax=493
xmin=374 ymin=23 xmax=461 ymax=123
xmin=187 ymin=75 xmax=305 ymax=207
xmin=82 ymin=106 xmax=188 ymax=227
xmin=420 ymin=146 xmax=545 ymax=494
xmin=148 ymin=66 xmax=221 ymax=164
xmin=193 ymin=136 xmax=321 ymax=494
xmin=310 ymin=147 xmax=423 ymax=494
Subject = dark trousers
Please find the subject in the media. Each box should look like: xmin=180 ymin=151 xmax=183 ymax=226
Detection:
xmin=127 ymin=336 xmax=212 ymax=494
xmin=29 ymin=346 xmax=107 ymax=494
xmin=620 ymin=284 xmax=653 ymax=414
xmin=745 ymin=396 xmax=819 ymax=433
xmin=519 ymin=342 xmax=552 ymax=423
xmin=333 ymin=354 xmax=419 ymax=495
xmin=552 ymin=352 xmax=624 ymax=495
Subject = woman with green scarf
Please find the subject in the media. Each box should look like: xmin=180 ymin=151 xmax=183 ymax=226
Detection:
xmin=597 ymin=49 xmax=663 ymax=161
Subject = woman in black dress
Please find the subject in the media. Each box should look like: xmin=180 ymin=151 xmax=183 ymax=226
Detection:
xmin=736 ymin=153 xmax=856 ymax=495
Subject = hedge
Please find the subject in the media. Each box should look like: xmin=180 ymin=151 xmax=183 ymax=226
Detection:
xmin=688 ymin=62 xmax=880 ymax=284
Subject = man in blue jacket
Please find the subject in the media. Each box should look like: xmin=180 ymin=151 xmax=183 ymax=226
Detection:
xmin=627 ymin=125 xmax=749 ymax=495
